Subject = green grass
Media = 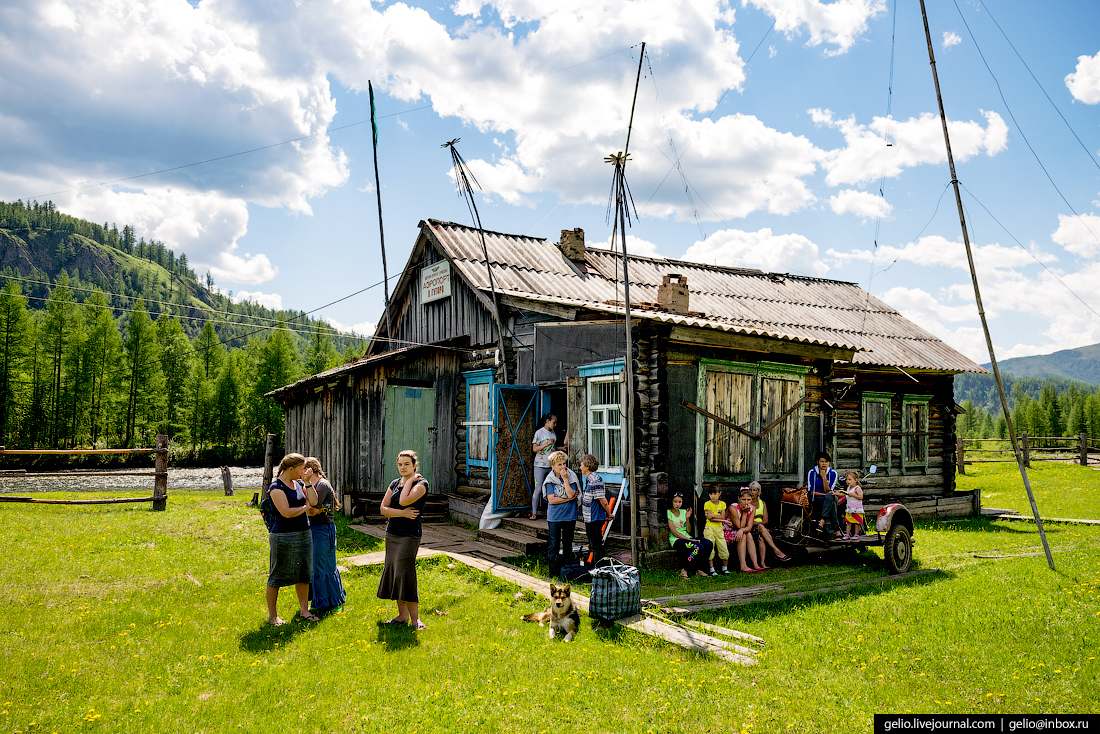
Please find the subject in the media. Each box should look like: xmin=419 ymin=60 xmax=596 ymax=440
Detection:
xmin=2 ymin=487 xmax=1098 ymax=733
xmin=958 ymin=459 xmax=1100 ymax=520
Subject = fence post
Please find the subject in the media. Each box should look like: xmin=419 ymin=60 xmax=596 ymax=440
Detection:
xmin=153 ymin=434 xmax=168 ymax=511
xmin=956 ymin=436 xmax=966 ymax=475
xmin=261 ymin=433 xmax=277 ymax=502
xmin=1021 ymin=432 xmax=1030 ymax=468
xmin=1081 ymin=432 xmax=1088 ymax=467
xmin=221 ymin=466 xmax=234 ymax=496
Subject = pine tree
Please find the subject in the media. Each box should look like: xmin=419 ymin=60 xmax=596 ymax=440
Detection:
xmin=0 ymin=281 xmax=30 ymax=445
xmin=156 ymin=316 xmax=194 ymax=441
xmin=122 ymin=300 xmax=165 ymax=447
xmin=82 ymin=290 xmax=124 ymax=447
xmin=304 ymin=322 xmax=339 ymax=375
xmin=42 ymin=272 xmax=76 ymax=447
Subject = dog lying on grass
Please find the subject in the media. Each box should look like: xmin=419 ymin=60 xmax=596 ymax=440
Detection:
xmin=521 ymin=582 xmax=581 ymax=641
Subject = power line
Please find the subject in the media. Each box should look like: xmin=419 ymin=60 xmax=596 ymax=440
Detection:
xmin=24 ymin=45 xmax=639 ymax=202
xmin=950 ymin=0 xmax=1100 ymax=251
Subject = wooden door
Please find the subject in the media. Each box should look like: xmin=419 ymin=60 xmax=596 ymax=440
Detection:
xmin=383 ymin=385 xmax=436 ymax=491
xmin=490 ymin=385 xmax=538 ymax=512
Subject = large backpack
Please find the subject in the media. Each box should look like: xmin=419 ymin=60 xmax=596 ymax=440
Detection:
xmin=260 ymin=491 xmax=278 ymax=532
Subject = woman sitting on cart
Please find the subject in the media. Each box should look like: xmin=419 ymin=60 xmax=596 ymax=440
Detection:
xmin=806 ymin=451 xmax=845 ymax=539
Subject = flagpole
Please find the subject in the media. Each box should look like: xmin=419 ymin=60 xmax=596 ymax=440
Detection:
xmin=368 ymin=81 xmax=393 ymax=351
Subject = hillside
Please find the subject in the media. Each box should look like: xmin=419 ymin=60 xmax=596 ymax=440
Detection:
xmin=0 ymin=199 xmax=361 ymax=351
xmin=983 ymin=344 xmax=1100 ymax=385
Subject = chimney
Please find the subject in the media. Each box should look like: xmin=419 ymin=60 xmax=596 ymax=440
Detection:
xmin=658 ymin=273 xmax=690 ymax=314
xmin=560 ymin=228 xmax=585 ymax=262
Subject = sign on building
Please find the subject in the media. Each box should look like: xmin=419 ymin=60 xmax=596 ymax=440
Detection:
xmin=420 ymin=260 xmax=452 ymax=304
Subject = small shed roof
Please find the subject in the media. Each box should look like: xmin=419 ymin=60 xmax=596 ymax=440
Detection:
xmin=423 ymin=219 xmax=984 ymax=373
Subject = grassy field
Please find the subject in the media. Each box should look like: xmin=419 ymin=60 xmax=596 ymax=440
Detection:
xmin=957 ymin=459 xmax=1100 ymax=520
xmin=2 ymin=480 xmax=1097 ymax=733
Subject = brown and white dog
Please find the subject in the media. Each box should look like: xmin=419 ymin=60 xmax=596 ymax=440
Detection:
xmin=521 ymin=582 xmax=581 ymax=641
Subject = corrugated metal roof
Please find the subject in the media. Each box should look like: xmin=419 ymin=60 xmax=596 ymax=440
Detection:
xmin=424 ymin=219 xmax=985 ymax=373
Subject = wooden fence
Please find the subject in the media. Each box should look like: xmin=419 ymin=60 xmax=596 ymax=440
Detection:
xmin=0 ymin=435 xmax=169 ymax=509
xmin=956 ymin=432 xmax=1100 ymax=474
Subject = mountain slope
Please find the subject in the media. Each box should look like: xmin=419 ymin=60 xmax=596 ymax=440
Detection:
xmin=984 ymin=344 xmax=1100 ymax=385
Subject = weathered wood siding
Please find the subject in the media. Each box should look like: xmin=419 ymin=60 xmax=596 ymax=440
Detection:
xmin=281 ymin=351 xmax=460 ymax=507
xmin=389 ymin=242 xmax=498 ymax=351
xmin=830 ymin=370 xmax=962 ymax=514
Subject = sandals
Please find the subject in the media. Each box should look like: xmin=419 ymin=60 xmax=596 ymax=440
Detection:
xmin=300 ymin=612 xmax=321 ymax=623
xmin=528 ymin=513 xmax=538 ymax=521
xmin=680 ymin=569 xmax=690 ymax=580
xmin=381 ymin=617 xmax=407 ymax=625
xmin=414 ymin=621 xmax=427 ymax=631
xmin=267 ymin=616 xmax=287 ymax=627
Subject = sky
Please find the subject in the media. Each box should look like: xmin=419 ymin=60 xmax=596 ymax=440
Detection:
xmin=2 ymin=0 xmax=1100 ymax=364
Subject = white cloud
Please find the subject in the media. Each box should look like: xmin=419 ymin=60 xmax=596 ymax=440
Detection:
xmin=325 ymin=317 xmax=376 ymax=337
xmin=0 ymin=0 xmax=347 ymax=280
xmin=812 ymin=109 xmax=1009 ymax=186
xmin=1051 ymin=212 xmax=1100 ymax=258
xmin=588 ymin=234 xmax=664 ymax=259
xmin=1065 ymin=51 xmax=1100 ymax=104
xmin=828 ymin=235 xmax=1055 ymax=273
xmin=942 ymin=31 xmax=961 ymax=49
xmin=744 ymin=0 xmax=886 ymax=55
xmin=829 ymin=188 xmax=892 ymax=220
xmin=233 ymin=290 xmax=283 ymax=310
xmin=682 ymin=227 xmax=828 ymax=276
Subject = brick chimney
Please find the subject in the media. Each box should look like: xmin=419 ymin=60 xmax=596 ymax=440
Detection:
xmin=658 ymin=274 xmax=690 ymax=314
xmin=559 ymin=228 xmax=585 ymax=262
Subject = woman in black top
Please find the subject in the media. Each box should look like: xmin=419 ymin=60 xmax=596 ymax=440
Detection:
xmin=376 ymin=449 xmax=429 ymax=630
xmin=266 ymin=453 xmax=318 ymax=625
xmin=304 ymin=456 xmax=346 ymax=615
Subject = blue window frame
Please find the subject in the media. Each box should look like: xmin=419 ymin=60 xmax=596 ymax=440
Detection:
xmin=578 ymin=360 xmax=625 ymax=484
xmin=463 ymin=369 xmax=495 ymax=468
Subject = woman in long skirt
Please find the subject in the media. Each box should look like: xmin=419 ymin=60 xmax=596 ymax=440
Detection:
xmin=377 ymin=450 xmax=429 ymax=630
xmin=304 ymin=456 xmax=346 ymax=615
xmin=266 ymin=453 xmax=318 ymax=625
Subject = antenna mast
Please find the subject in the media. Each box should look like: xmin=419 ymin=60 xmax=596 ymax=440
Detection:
xmin=607 ymin=42 xmax=645 ymax=565
xmin=918 ymin=0 xmax=1054 ymax=570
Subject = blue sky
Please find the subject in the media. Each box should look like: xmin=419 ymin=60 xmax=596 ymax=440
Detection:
xmin=2 ymin=0 xmax=1100 ymax=363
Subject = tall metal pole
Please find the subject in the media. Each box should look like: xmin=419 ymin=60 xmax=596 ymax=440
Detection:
xmin=620 ymin=42 xmax=644 ymax=565
xmin=368 ymin=82 xmax=393 ymax=351
xmin=919 ymin=0 xmax=1054 ymax=570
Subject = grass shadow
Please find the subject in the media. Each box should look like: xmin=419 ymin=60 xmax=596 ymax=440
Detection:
xmin=708 ymin=566 xmax=953 ymax=624
xmin=238 ymin=616 xmax=318 ymax=653
xmin=374 ymin=621 xmax=422 ymax=651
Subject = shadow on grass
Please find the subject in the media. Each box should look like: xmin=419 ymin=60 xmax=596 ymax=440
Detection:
xmin=238 ymin=616 xmax=319 ymax=652
xmin=374 ymin=621 xmax=422 ymax=651
xmin=709 ymin=566 xmax=952 ymax=624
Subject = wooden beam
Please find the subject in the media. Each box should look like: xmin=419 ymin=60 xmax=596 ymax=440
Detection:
xmin=502 ymin=296 xmax=578 ymax=321
xmin=669 ymin=325 xmax=856 ymax=361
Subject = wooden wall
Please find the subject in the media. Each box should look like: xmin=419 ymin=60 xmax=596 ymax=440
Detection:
xmin=829 ymin=369 xmax=972 ymax=517
xmin=280 ymin=350 xmax=461 ymax=506
xmin=389 ymin=241 xmax=499 ymax=351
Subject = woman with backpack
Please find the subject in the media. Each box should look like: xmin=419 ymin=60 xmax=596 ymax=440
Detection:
xmin=265 ymin=453 xmax=318 ymax=625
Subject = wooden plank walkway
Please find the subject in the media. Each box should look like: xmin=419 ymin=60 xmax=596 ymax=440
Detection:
xmin=342 ymin=531 xmax=759 ymax=666
xmin=649 ymin=568 xmax=941 ymax=616
xmin=349 ymin=522 xmax=524 ymax=560
xmin=980 ymin=511 xmax=1100 ymax=526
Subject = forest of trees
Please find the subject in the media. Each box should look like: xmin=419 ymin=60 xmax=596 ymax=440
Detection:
xmin=0 ymin=200 xmax=370 ymax=462
xmin=955 ymin=374 xmax=1100 ymax=441
xmin=0 ymin=276 xmax=365 ymax=461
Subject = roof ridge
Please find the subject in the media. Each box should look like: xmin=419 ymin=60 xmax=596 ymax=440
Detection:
xmin=426 ymin=219 xmax=548 ymax=243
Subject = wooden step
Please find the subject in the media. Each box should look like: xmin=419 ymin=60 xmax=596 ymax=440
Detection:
xmin=455 ymin=485 xmax=491 ymax=499
xmin=499 ymin=516 xmax=549 ymax=539
xmin=447 ymin=494 xmax=486 ymax=527
xmin=477 ymin=527 xmax=547 ymax=556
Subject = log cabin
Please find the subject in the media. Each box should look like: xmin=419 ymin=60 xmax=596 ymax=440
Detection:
xmin=268 ymin=219 xmax=984 ymax=566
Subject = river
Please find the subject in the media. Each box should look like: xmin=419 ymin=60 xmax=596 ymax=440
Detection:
xmin=0 ymin=466 xmax=266 ymax=494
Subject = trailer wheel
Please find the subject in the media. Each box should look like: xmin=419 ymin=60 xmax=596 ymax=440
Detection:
xmin=883 ymin=525 xmax=912 ymax=575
